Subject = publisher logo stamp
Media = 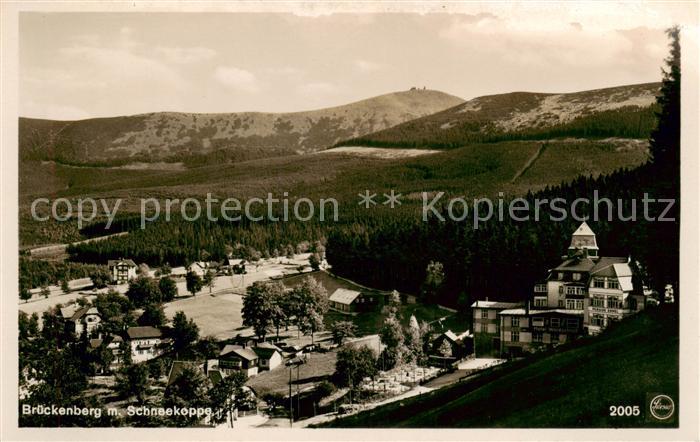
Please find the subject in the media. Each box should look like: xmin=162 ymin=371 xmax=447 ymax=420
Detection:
xmin=649 ymin=394 xmax=675 ymax=421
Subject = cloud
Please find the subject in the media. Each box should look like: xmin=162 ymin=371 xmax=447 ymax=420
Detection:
xmin=438 ymin=15 xmax=666 ymax=70
xmin=213 ymin=66 xmax=261 ymax=93
xmin=59 ymin=44 xmax=187 ymax=89
xmin=353 ymin=59 xmax=383 ymax=73
xmin=155 ymin=46 xmax=217 ymax=64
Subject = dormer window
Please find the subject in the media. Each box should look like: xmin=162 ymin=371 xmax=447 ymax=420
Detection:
xmin=557 ymin=272 xmax=564 ymax=280
xmin=572 ymin=273 xmax=581 ymax=281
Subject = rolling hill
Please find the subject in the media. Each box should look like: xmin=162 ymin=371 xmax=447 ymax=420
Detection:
xmin=19 ymin=89 xmax=464 ymax=167
xmin=336 ymin=82 xmax=660 ymax=149
xmin=319 ymin=306 xmax=678 ymax=428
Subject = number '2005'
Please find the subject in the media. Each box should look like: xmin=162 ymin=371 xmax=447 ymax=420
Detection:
xmin=609 ymin=405 xmax=640 ymax=416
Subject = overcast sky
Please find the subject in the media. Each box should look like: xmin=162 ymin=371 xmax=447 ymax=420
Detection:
xmin=19 ymin=5 xmax=697 ymax=120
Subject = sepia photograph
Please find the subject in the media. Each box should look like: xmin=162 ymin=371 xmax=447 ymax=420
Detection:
xmin=1 ymin=1 xmax=698 ymax=440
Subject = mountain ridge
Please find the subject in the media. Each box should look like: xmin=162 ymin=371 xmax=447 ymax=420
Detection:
xmin=336 ymin=82 xmax=661 ymax=149
xmin=19 ymin=89 xmax=464 ymax=167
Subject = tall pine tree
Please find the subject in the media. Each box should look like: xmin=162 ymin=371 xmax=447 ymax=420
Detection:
xmin=649 ymin=26 xmax=680 ymax=180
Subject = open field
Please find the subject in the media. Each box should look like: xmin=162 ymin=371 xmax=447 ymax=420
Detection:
xmin=163 ymin=292 xmax=245 ymax=339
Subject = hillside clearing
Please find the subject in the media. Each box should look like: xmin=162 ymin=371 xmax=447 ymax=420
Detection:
xmin=321 ymin=146 xmax=439 ymax=159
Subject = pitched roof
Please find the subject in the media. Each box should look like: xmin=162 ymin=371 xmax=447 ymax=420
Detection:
xmin=108 ymin=259 xmax=136 ymax=267
xmin=553 ymin=256 xmax=627 ymax=273
xmin=256 ymin=342 xmax=282 ymax=351
xmin=612 ymin=262 xmax=632 ymax=278
xmin=219 ymin=345 xmax=258 ymax=361
xmin=253 ymin=346 xmax=281 ymax=359
xmin=61 ymin=305 xmax=100 ymax=321
xmin=553 ymin=258 xmax=597 ymax=272
xmin=60 ymin=306 xmax=77 ymax=319
xmin=443 ymin=330 xmax=459 ymax=342
xmin=329 ymin=288 xmax=361 ymax=305
xmin=126 ymin=326 xmax=162 ymax=339
xmin=470 ymin=300 xmax=523 ymax=309
xmin=167 ymin=361 xmax=202 ymax=386
xmin=220 ymin=344 xmax=242 ymax=356
xmin=572 ymin=222 xmax=596 ymax=236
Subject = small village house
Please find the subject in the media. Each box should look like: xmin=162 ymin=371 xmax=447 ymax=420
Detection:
xmin=227 ymin=258 xmax=247 ymax=275
xmin=107 ymin=259 xmax=137 ymax=284
xmin=88 ymin=333 xmax=124 ymax=372
xmin=328 ymin=288 xmax=380 ymax=314
xmin=189 ymin=261 xmax=210 ymax=277
xmin=253 ymin=343 xmax=283 ymax=371
xmin=126 ymin=326 xmax=166 ymax=363
xmin=429 ymin=330 xmax=473 ymax=364
xmin=60 ymin=305 xmax=102 ymax=337
xmin=218 ymin=345 xmax=259 ymax=377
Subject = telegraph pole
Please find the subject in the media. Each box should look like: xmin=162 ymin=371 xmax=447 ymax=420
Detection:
xmin=289 ymin=367 xmax=293 ymax=427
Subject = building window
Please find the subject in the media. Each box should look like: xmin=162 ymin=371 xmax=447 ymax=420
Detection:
xmin=532 ymin=317 xmax=544 ymax=327
xmin=510 ymin=331 xmax=520 ymax=342
xmin=481 ymin=309 xmax=488 ymax=319
xmin=608 ymin=297 xmax=623 ymax=309
xmin=608 ymin=279 xmax=620 ymax=290
xmin=566 ymin=318 xmax=579 ymax=329
xmin=534 ymin=284 xmax=547 ymax=293
xmin=550 ymin=317 xmax=560 ymax=328
xmin=559 ymin=286 xmax=564 ymax=294
xmin=558 ymin=300 xmax=564 ymax=308
xmin=593 ymin=278 xmax=605 ymax=288
xmin=591 ymin=297 xmax=605 ymax=308
xmin=557 ymin=272 xmax=564 ymax=280
xmin=591 ymin=315 xmax=605 ymax=326
xmin=511 ymin=317 xmax=519 ymax=327
xmin=550 ymin=333 xmax=559 ymax=343
xmin=573 ymin=273 xmax=581 ymax=281
xmin=533 ymin=331 xmax=543 ymax=343
xmin=534 ymin=298 xmax=547 ymax=307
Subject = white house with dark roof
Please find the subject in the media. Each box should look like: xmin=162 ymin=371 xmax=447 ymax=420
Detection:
xmin=126 ymin=326 xmax=166 ymax=363
xmin=253 ymin=342 xmax=283 ymax=371
xmin=107 ymin=258 xmax=137 ymax=284
xmin=60 ymin=305 xmax=101 ymax=337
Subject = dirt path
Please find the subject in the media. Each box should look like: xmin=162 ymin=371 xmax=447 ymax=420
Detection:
xmin=511 ymin=143 xmax=547 ymax=183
